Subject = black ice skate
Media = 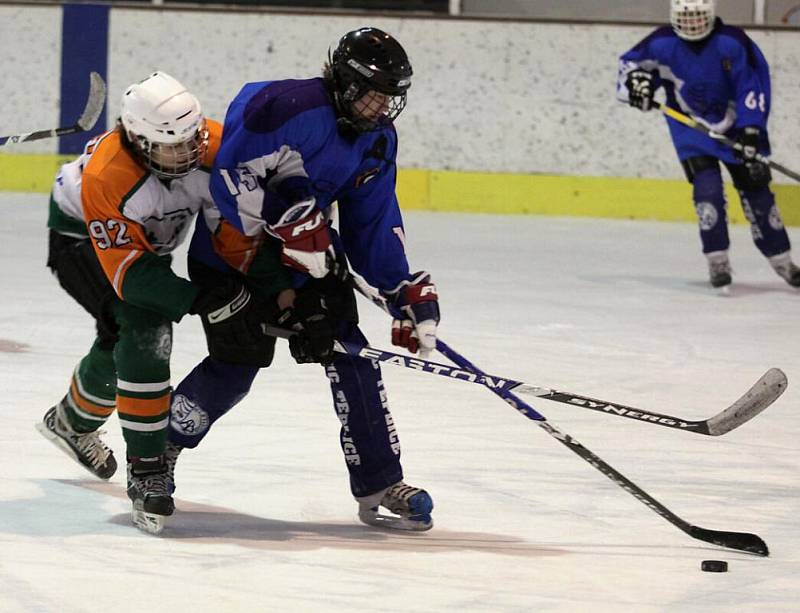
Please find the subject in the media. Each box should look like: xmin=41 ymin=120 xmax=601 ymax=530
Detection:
xmin=769 ymin=253 xmax=800 ymax=288
xmin=127 ymin=455 xmax=174 ymax=535
xmin=164 ymin=441 xmax=183 ymax=495
xmin=706 ymin=252 xmax=732 ymax=289
xmin=358 ymin=481 xmax=433 ymax=531
xmin=36 ymin=400 xmax=117 ymax=479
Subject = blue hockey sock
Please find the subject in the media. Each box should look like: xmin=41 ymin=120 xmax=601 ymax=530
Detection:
xmin=168 ymin=357 xmax=259 ymax=448
xmin=738 ymin=187 xmax=791 ymax=258
xmin=692 ymin=166 xmax=729 ymax=254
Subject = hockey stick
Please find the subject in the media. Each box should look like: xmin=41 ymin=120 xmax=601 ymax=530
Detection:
xmin=349 ymin=274 xmax=786 ymax=436
xmin=454 ymin=359 xmax=786 ymax=437
xmin=0 ymin=72 xmax=106 ymax=147
xmin=654 ymin=101 xmax=800 ymax=182
xmin=265 ymin=325 xmax=768 ymax=556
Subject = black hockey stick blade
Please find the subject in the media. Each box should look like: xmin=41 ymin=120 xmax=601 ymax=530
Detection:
xmin=689 ymin=525 xmax=769 ymax=557
xmin=703 ymin=368 xmax=787 ymax=435
xmin=0 ymin=72 xmax=106 ymax=147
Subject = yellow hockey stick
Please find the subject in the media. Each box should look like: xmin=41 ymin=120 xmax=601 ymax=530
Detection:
xmin=654 ymin=101 xmax=800 ymax=183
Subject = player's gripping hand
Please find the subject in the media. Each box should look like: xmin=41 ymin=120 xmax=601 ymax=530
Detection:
xmin=190 ymin=282 xmax=273 ymax=367
xmin=389 ymin=271 xmax=440 ymax=358
xmin=276 ymin=289 xmax=336 ymax=365
xmin=735 ymin=126 xmax=770 ymax=183
xmin=625 ymin=69 xmax=655 ymax=111
xmin=735 ymin=126 xmax=760 ymax=162
xmin=269 ymin=201 xmax=333 ymax=279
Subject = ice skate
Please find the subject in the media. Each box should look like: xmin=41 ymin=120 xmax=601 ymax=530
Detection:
xmin=769 ymin=253 xmax=800 ymax=288
xmin=706 ymin=251 xmax=732 ymax=292
xmin=127 ymin=456 xmax=174 ymax=535
xmin=358 ymin=481 xmax=433 ymax=531
xmin=164 ymin=441 xmax=183 ymax=495
xmin=35 ymin=400 xmax=117 ymax=479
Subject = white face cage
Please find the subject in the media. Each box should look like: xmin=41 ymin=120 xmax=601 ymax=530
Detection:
xmin=671 ymin=0 xmax=716 ymax=41
xmin=127 ymin=122 xmax=209 ymax=180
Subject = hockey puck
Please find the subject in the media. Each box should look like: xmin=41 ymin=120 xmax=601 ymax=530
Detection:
xmin=701 ymin=560 xmax=728 ymax=573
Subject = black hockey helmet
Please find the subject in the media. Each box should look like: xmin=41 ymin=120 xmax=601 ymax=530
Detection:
xmin=327 ymin=27 xmax=412 ymax=134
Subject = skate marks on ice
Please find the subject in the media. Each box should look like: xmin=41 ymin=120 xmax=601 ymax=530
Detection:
xmin=584 ymin=274 xmax=798 ymax=296
xmin=41 ymin=479 xmax=567 ymax=558
xmin=0 ymin=338 xmax=29 ymax=353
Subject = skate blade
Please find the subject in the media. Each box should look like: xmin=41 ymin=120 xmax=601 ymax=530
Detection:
xmin=715 ymin=285 xmax=731 ymax=296
xmin=131 ymin=500 xmax=167 ymax=535
xmin=36 ymin=421 xmax=83 ymax=464
xmin=359 ymin=509 xmax=433 ymax=532
xmin=35 ymin=421 xmax=114 ymax=480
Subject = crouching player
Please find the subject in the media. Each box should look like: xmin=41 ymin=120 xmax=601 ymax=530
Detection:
xmin=164 ymin=27 xmax=440 ymax=531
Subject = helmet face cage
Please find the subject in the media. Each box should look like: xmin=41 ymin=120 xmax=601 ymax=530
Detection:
xmin=671 ymin=0 xmax=715 ymax=41
xmin=119 ymin=71 xmax=209 ymax=179
xmin=330 ymin=28 xmax=412 ymax=133
xmin=338 ymin=76 xmax=408 ymax=132
xmin=127 ymin=120 xmax=209 ymax=179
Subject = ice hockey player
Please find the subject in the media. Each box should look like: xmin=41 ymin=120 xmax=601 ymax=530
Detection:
xmin=164 ymin=27 xmax=439 ymax=531
xmin=38 ymin=71 xmax=267 ymax=534
xmin=617 ymin=0 xmax=800 ymax=289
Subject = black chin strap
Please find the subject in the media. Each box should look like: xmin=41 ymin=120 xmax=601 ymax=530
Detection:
xmin=336 ymin=117 xmax=360 ymax=141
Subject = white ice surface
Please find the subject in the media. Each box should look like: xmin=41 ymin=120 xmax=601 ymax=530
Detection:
xmin=0 ymin=194 xmax=798 ymax=612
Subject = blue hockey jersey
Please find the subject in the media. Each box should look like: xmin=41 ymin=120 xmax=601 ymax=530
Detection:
xmin=209 ymin=77 xmax=411 ymax=293
xmin=617 ymin=19 xmax=771 ymax=162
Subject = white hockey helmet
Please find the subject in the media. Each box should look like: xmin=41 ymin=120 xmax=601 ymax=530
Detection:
xmin=119 ymin=71 xmax=208 ymax=179
xmin=671 ymin=0 xmax=716 ymax=41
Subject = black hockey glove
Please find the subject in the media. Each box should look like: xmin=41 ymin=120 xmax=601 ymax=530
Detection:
xmin=276 ymin=289 xmax=336 ymax=365
xmin=735 ymin=126 xmax=770 ymax=184
xmin=735 ymin=126 xmax=760 ymax=161
xmin=309 ymin=251 xmax=358 ymax=324
xmin=190 ymin=281 xmax=275 ymax=367
xmin=625 ymin=69 xmax=655 ymax=112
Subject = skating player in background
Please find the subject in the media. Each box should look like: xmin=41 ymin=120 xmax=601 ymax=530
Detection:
xmin=38 ymin=72 xmax=267 ymax=533
xmin=165 ymin=27 xmax=440 ymax=531
xmin=617 ymin=0 xmax=800 ymax=289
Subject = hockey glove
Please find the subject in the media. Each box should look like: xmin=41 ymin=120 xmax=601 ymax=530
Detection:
xmin=308 ymin=251 xmax=358 ymax=324
xmin=625 ymin=69 xmax=655 ymax=112
xmin=269 ymin=201 xmax=333 ymax=279
xmin=388 ymin=271 xmax=440 ymax=358
xmin=276 ymin=289 xmax=336 ymax=365
xmin=735 ymin=126 xmax=770 ymax=184
xmin=190 ymin=281 xmax=274 ymax=367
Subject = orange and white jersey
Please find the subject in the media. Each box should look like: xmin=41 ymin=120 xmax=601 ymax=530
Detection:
xmin=50 ymin=120 xmax=222 ymax=306
xmin=53 ymin=119 xmax=221 ymax=252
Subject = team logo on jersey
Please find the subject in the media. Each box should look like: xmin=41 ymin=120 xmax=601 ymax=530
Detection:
xmin=722 ymin=58 xmax=733 ymax=72
xmin=355 ymin=167 xmax=380 ymax=187
xmin=170 ymin=394 xmax=210 ymax=437
xmin=768 ymin=205 xmax=785 ymax=231
xmin=695 ymin=201 xmax=719 ymax=231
